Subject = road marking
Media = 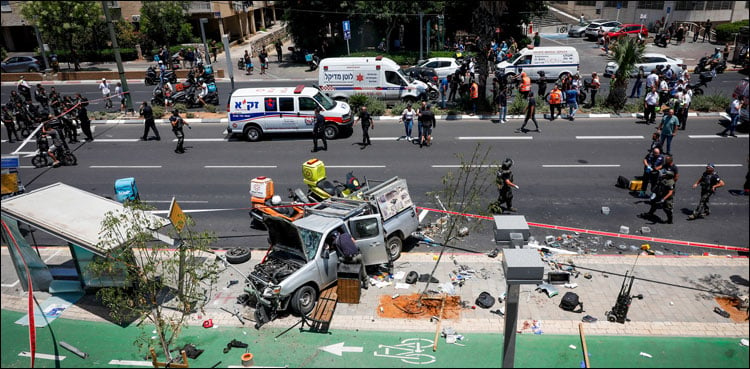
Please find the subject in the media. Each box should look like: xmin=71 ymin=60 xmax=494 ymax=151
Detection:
xmin=89 ymin=166 xmax=162 ymax=168
xmin=171 ymin=138 xmax=228 ymax=142
xmin=19 ymin=352 xmax=65 ymax=361
xmin=142 ymin=200 xmax=209 ymax=203
xmin=108 ymin=360 xmax=153 ymax=366
xmin=320 ymin=342 xmax=364 ymax=356
xmin=1 ymin=281 xmax=19 ymax=287
xmin=458 ymin=136 xmax=533 ymax=140
xmin=678 ymin=164 xmax=743 ymax=167
xmin=325 ymin=165 xmax=387 ymax=168
xmin=204 ymin=165 xmax=278 ymax=168
xmin=432 ymin=165 xmax=497 ymax=168
xmin=91 ymin=139 xmax=140 ymax=142
xmin=149 ymin=208 xmax=245 ymax=215
xmin=689 ymin=134 xmax=749 ymax=138
xmin=43 ymin=249 xmax=61 ymax=263
xmin=576 ymin=136 xmax=644 ymax=139
xmin=370 ymin=137 xmax=408 ymax=141
xmin=543 ymin=164 xmax=621 ymax=168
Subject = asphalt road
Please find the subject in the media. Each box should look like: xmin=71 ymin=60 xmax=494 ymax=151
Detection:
xmin=4 ymin=115 xmax=748 ymax=254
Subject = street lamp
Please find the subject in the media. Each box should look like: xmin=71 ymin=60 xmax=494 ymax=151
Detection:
xmin=199 ymin=18 xmax=210 ymax=66
xmin=32 ymin=15 xmax=50 ymax=75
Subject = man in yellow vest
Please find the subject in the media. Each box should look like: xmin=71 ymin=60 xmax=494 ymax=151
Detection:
xmin=548 ymin=84 xmax=563 ymax=120
xmin=519 ymin=71 xmax=531 ymax=99
xmin=469 ymin=80 xmax=479 ymax=115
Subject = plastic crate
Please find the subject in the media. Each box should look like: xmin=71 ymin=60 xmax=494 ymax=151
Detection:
xmin=207 ymin=82 xmax=217 ymax=93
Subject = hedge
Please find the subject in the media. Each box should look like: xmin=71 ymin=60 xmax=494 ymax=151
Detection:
xmin=714 ymin=20 xmax=749 ymax=43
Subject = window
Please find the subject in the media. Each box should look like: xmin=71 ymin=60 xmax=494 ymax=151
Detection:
xmin=350 ymin=218 xmax=379 ymax=239
xmin=604 ymin=1 xmax=629 ymax=8
xmin=637 ymin=1 xmax=665 ymax=9
xmin=439 ymin=61 xmax=452 ymax=68
xmin=705 ymin=1 xmax=732 ymax=10
xmin=675 ymin=1 xmax=705 ymax=10
xmin=425 ymin=61 xmax=438 ymax=68
xmin=278 ymin=97 xmax=294 ymax=111
xmin=263 ymin=97 xmax=277 ymax=112
xmin=299 ymin=97 xmax=318 ymax=111
xmin=1 ymin=1 xmax=11 ymax=12
xmin=385 ymin=70 xmax=405 ymax=85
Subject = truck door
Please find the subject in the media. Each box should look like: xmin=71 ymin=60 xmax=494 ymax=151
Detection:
xmin=347 ymin=214 xmax=388 ymax=265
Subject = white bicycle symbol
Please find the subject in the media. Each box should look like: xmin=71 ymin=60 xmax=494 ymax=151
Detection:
xmin=373 ymin=338 xmax=436 ymax=365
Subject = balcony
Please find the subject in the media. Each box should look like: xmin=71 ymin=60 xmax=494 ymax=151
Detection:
xmin=187 ymin=1 xmax=212 ymax=14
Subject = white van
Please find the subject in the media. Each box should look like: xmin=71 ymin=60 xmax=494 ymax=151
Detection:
xmin=226 ymin=85 xmax=352 ymax=142
xmin=318 ymin=56 xmax=429 ymax=103
xmin=495 ymin=46 xmax=580 ymax=81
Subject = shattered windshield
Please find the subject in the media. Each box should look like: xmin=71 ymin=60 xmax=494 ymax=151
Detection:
xmin=298 ymin=227 xmax=322 ymax=261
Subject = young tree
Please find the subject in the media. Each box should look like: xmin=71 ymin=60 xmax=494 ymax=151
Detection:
xmin=605 ymin=37 xmax=645 ymax=114
xmin=139 ymin=1 xmax=193 ymax=48
xmin=88 ymin=201 xmax=220 ymax=361
xmin=355 ymin=1 xmax=445 ymax=53
xmin=20 ymin=1 xmax=103 ymax=61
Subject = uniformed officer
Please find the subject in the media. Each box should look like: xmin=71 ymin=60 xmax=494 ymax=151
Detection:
xmin=495 ymin=158 xmax=519 ymax=213
xmin=641 ymin=170 xmax=676 ymax=224
xmin=688 ymin=164 xmax=725 ymax=220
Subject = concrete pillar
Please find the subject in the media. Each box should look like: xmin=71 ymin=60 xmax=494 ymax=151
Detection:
xmin=272 ymin=5 xmax=277 ymax=23
xmin=250 ymin=10 xmax=257 ymax=34
xmin=260 ymin=7 xmax=265 ymax=30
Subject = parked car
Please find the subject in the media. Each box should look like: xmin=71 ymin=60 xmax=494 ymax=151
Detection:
xmin=414 ymin=57 xmax=460 ymax=80
xmin=404 ymin=66 xmax=438 ymax=84
xmin=585 ymin=20 xmax=622 ymax=40
xmin=1 ymin=56 xmax=42 ymax=73
xmin=604 ymin=53 xmax=684 ymax=78
xmin=568 ymin=21 xmax=591 ymax=38
xmin=607 ymin=24 xmax=648 ymax=40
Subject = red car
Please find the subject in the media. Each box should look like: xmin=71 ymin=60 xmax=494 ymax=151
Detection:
xmin=607 ymin=24 xmax=648 ymax=40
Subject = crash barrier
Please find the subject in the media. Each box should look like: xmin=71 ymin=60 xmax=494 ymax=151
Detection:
xmin=303 ymin=285 xmax=338 ymax=333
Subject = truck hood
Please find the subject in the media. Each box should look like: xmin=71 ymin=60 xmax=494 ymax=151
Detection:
xmin=262 ymin=215 xmax=307 ymax=261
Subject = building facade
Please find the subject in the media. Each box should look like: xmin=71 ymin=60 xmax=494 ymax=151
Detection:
xmin=551 ymin=1 xmax=749 ymax=27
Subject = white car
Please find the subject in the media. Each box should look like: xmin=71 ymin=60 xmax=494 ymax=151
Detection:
xmin=414 ymin=57 xmax=460 ymax=79
xmin=584 ymin=20 xmax=621 ymax=40
xmin=604 ymin=53 xmax=685 ymax=78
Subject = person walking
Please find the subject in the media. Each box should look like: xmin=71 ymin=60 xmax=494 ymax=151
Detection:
xmin=169 ymin=110 xmax=189 ymax=154
xmin=419 ymin=104 xmax=435 ymax=148
xmin=495 ymin=158 xmax=519 ymax=213
xmin=658 ymin=108 xmax=680 ymax=154
xmin=275 ymin=39 xmax=283 ymax=63
xmin=244 ymin=50 xmax=254 ymax=75
xmin=399 ymin=103 xmax=416 ymax=141
xmin=353 ymin=105 xmax=373 ymax=147
xmin=75 ymin=93 xmax=94 ymax=142
xmin=662 ymin=154 xmax=680 ymax=183
xmin=99 ymin=78 xmax=112 ymax=110
xmin=644 ymin=86 xmax=659 ymax=124
xmin=718 ymin=97 xmax=743 ymax=137
xmin=497 ymin=87 xmax=508 ymax=123
xmin=679 ymin=85 xmax=692 ymax=130
xmin=311 ymin=106 xmax=327 ymax=152
xmin=448 ymin=71 xmax=459 ymax=102
xmin=517 ymin=92 xmax=539 ymax=133
xmin=115 ymin=82 xmax=125 ymax=113
xmin=211 ymin=40 xmax=218 ymax=63
xmin=440 ymin=75 xmax=449 ymax=109
xmin=139 ymin=101 xmax=160 ymax=141
xmin=588 ymin=72 xmax=600 ymax=107
xmin=642 ymin=146 xmax=665 ymax=196
xmin=518 ymin=71 xmax=531 ymax=99
xmin=630 ymin=66 xmax=645 ymax=98
xmin=259 ymin=47 xmax=268 ymax=75
xmin=640 ymin=170 xmax=676 ymax=224
xmin=688 ymin=164 xmax=724 ymax=220
xmin=469 ymin=80 xmax=479 ymax=116
xmin=565 ymin=85 xmax=579 ymax=121
xmin=702 ymin=19 xmax=712 ymax=42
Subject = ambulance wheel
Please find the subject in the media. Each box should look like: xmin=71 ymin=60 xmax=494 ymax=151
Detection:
xmin=324 ymin=124 xmax=338 ymax=140
xmin=244 ymin=126 xmax=262 ymax=142
xmin=558 ymin=72 xmax=571 ymax=81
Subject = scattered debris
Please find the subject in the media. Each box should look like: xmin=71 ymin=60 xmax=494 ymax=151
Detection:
xmin=714 ymin=307 xmax=731 ymax=318
xmin=226 ymin=280 xmax=239 ymax=288
xmin=487 ymin=248 xmax=499 ymax=258
xmin=394 ymin=283 xmax=411 ymax=289
xmin=59 ymin=341 xmax=89 ymax=359
xmin=582 ymin=315 xmax=598 ymax=323
xmin=569 ymin=344 xmax=577 ymax=350
xmin=222 ymin=339 xmax=248 ymax=354
xmin=490 ymin=308 xmax=504 ymax=317
xmin=536 ymin=283 xmax=559 ymax=298
xmin=639 ymin=352 xmax=652 ymax=358
xmin=740 ymin=339 xmax=749 ymax=347
xmin=418 ymin=274 xmax=440 ymax=283
xmin=392 ymin=271 xmax=406 ymax=280
xmin=583 ymin=273 xmax=592 ymax=279
xmin=564 ymin=283 xmax=579 ymax=289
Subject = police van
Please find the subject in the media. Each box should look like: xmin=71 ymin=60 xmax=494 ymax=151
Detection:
xmin=495 ymin=46 xmax=580 ymax=81
xmin=226 ymin=85 xmax=352 ymax=142
xmin=318 ymin=56 xmax=429 ymax=104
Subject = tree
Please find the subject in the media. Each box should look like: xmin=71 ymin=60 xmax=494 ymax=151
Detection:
xmin=605 ymin=37 xmax=645 ymax=114
xmin=88 ymin=201 xmax=220 ymax=361
xmin=355 ymin=1 xmax=445 ymax=53
xmin=20 ymin=1 xmax=102 ymax=59
xmin=279 ymin=0 xmax=351 ymax=52
xmin=139 ymin=1 xmax=193 ymax=49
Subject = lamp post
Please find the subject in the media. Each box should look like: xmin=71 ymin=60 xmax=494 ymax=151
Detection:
xmin=32 ymin=16 xmax=50 ymax=74
xmin=102 ymin=1 xmax=133 ymax=114
xmin=199 ymin=18 xmax=210 ymax=66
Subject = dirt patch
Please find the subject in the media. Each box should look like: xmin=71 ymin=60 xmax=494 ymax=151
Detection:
xmin=377 ymin=294 xmax=462 ymax=320
xmin=714 ymin=296 xmax=749 ymax=323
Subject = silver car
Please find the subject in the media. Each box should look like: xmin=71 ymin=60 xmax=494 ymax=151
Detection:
xmin=604 ymin=53 xmax=685 ymax=78
xmin=568 ymin=21 xmax=591 ymax=38
xmin=1 ymin=56 xmax=41 ymax=73
xmin=415 ymin=57 xmax=460 ymax=79
xmin=584 ymin=20 xmax=622 ymax=40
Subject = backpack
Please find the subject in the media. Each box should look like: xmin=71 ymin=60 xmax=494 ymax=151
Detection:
xmin=559 ymin=292 xmax=584 ymax=313
xmin=616 ymin=175 xmax=631 ymax=189
xmin=475 ymin=291 xmax=495 ymax=309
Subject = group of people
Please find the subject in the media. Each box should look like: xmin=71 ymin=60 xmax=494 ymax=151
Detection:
xmin=241 ymin=46 xmax=270 ymax=75
xmin=396 ymin=101 xmax=436 ymax=148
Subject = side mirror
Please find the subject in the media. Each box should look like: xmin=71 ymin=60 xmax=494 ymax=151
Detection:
xmin=322 ymin=248 xmax=330 ymax=259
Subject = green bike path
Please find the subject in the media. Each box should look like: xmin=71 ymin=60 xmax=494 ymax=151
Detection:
xmin=2 ymin=310 xmax=747 ymax=368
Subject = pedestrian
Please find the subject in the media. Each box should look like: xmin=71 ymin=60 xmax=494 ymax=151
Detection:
xmin=676 ymin=86 xmax=690 ymax=130
xmin=517 ymin=92 xmax=539 ymax=133
xmin=99 ymin=78 xmax=112 ymax=110
xmin=448 ymin=71 xmax=459 ymax=102
xmin=399 ymin=103 xmax=416 ymax=141
xmin=640 ymin=170 xmax=676 ymax=224
xmin=17 ymin=76 xmax=31 ymax=102
xmin=630 ymin=66 xmax=645 ymax=98
xmin=169 ymin=110 xmax=189 ymax=154
xmin=160 ymin=46 xmax=170 ymax=67
xmin=419 ymin=104 xmax=435 ymax=148
xmin=718 ymin=96 xmax=743 ymax=137
xmin=662 ymin=154 xmax=680 ymax=183
xmin=469 ymin=80 xmax=479 ymax=116
xmin=519 ymin=71 xmax=531 ymax=99
xmin=139 ymin=101 xmax=160 ymax=141
xmin=259 ymin=47 xmax=268 ymax=75
xmin=644 ymin=86 xmax=659 ymax=124
xmin=275 ymin=39 xmax=283 ymax=63
xmin=537 ymin=71 xmax=547 ymax=98
xmin=353 ymin=105 xmax=373 ymax=147
xmin=547 ymin=84 xmax=563 ymax=121
xmin=75 ymin=93 xmax=93 ymax=142
xmin=658 ymin=108 xmax=680 ymax=154
xmin=675 ymin=25 xmax=685 ymax=44
xmin=440 ymin=75 xmax=448 ymax=109
xmin=642 ymin=147 xmax=665 ymax=196
xmin=533 ymin=32 xmax=541 ymax=47
xmin=49 ymin=87 xmax=61 ymax=115
xmin=115 ymin=82 xmax=125 ymax=113
xmin=244 ymin=50 xmax=254 ymax=75
xmin=495 ymin=158 xmax=519 ymax=213
xmin=648 ymin=131 xmax=663 ymax=154
xmin=1 ymin=105 xmax=20 ymax=143
xmin=211 ymin=40 xmax=218 ymax=63
xmin=565 ymin=84 xmax=578 ymax=121
xmin=497 ymin=87 xmax=508 ymax=123
xmin=645 ymin=69 xmax=659 ymax=92
xmin=579 ymin=13 xmax=585 ymax=24
xmin=702 ymin=19 xmax=711 ymax=42
xmin=588 ymin=72 xmax=600 ymax=107
xmin=688 ymin=164 xmax=724 ymax=220
xmin=311 ymin=106 xmax=327 ymax=152
xmin=658 ymin=77 xmax=670 ymax=106
xmin=34 ymin=84 xmax=49 ymax=110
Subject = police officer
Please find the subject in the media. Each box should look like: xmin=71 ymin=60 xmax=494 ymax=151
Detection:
xmin=311 ymin=106 xmax=327 ymax=152
xmin=641 ymin=170 xmax=676 ymax=224
xmin=329 ymin=230 xmax=368 ymax=289
xmin=688 ymin=164 xmax=725 ymax=220
xmin=169 ymin=110 xmax=190 ymax=154
xmin=495 ymin=158 xmax=519 ymax=213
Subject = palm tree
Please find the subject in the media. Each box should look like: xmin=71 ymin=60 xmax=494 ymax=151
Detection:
xmin=605 ymin=37 xmax=646 ymax=114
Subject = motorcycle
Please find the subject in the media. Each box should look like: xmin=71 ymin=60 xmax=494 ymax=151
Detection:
xmin=160 ymin=68 xmax=177 ymax=84
xmin=49 ymin=53 xmax=59 ymax=73
xmin=688 ymin=71 xmax=713 ymax=95
xmin=654 ymin=32 xmax=670 ymax=48
xmin=694 ymin=56 xmax=726 ymax=75
xmin=306 ymin=52 xmax=320 ymax=71
xmin=302 ymin=159 xmax=366 ymax=202
xmin=248 ymin=177 xmax=306 ymax=229
xmin=145 ymin=65 xmax=158 ymax=85
xmin=170 ymin=54 xmax=181 ymax=70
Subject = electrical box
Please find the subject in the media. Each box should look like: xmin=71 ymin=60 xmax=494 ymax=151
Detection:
xmin=502 ymin=248 xmax=544 ymax=285
xmin=493 ymin=215 xmax=530 ymax=245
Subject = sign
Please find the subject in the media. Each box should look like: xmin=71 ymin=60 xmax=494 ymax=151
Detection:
xmin=1 ymin=155 xmax=23 ymax=196
xmin=213 ymin=11 xmax=221 ymax=18
xmin=168 ymin=197 xmax=187 ymax=232
xmin=342 ymin=20 xmax=351 ymax=40
xmin=640 ymin=13 xmax=647 ymax=20
xmin=616 ymin=2 xmax=622 ymax=9
xmin=666 ymin=6 xmax=670 ymax=14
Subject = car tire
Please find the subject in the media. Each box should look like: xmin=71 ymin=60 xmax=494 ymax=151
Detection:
xmin=244 ymin=125 xmax=262 ymax=142
xmin=324 ymin=124 xmax=338 ymax=140
xmin=225 ymin=247 xmax=252 ymax=264
xmin=386 ymin=235 xmax=402 ymax=261
xmin=290 ymin=285 xmax=317 ymax=316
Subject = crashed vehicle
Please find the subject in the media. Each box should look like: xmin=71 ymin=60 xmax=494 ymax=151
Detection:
xmin=246 ymin=177 xmax=419 ymax=328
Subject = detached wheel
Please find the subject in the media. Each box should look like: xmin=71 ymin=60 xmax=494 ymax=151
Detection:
xmin=386 ymin=236 xmax=402 ymax=261
xmin=244 ymin=126 xmax=262 ymax=142
xmin=225 ymin=247 xmax=252 ymax=264
xmin=290 ymin=285 xmax=317 ymax=316
xmin=324 ymin=124 xmax=338 ymax=140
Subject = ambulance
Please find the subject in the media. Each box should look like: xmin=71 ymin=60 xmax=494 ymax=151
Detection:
xmin=318 ymin=56 xmax=429 ymax=103
xmin=226 ymin=85 xmax=352 ymax=142
xmin=495 ymin=46 xmax=580 ymax=81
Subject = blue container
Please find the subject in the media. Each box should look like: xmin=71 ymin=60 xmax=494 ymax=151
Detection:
xmin=114 ymin=177 xmax=139 ymax=203
xmin=207 ymin=82 xmax=217 ymax=93
xmin=204 ymin=65 xmax=213 ymax=75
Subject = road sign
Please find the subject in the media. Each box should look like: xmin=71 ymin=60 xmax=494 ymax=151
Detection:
xmin=666 ymin=6 xmax=671 ymax=14
xmin=214 ymin=11 xmax=221 ymax=18
xmin=616 ymin=2 xmax=622 ymax=9
xmin=168 ymin=197 xmax=187 ymax=232
xmin=640 ymin=13 xmax=647 ymax=20
xmin=343 ymin=20 xmax=351 ymax=40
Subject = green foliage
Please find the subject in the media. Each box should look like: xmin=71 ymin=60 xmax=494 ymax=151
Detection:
xmin=606 ymin=37 xmax=645 ymax=112
xmin=689 ymin=94 xmax=731 ymax=112
xmin=348 ymin=51 xmax=420 ymax=65
xmin=20 ymin=1 xmax=103 ymax=52
xmin=140 ymin=1 xmax=191 ymax=48
xmin=185 ymin=112 xmax=195 ymax=118
xmin=348 ymin=94 xmax=370 ymax=112
xmin=203 ymin=104 xmax=217 ymax=113
xmin=151 ymin=105 xmax=165 ymax=118
xmin=714 ymin=20 xmax=749 ymax=43
xmin=366 ymin=97 xmax=387 ymax=116
xmin=508 ymin=95 xmax=527 ymax=115
xmin=54 ymin=48 xmax=139 ymax=63
xmin=173 ymin=103 xmax=187 ymax=114
xmin=391 ymin=101 xmax=408 ymax=116
xmin=0 ymin=47 xmax=7 ymax=61
xmin=116 ymin=20 xmax=140 ymax=49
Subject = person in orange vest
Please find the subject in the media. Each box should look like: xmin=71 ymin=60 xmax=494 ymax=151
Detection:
xmin=519 ymin=71 xmax=531 ymax=99
xmin=469 ymin=80 xmax=479 ymax=115
xmin=547 ymin=84 xmax=563 ymax=121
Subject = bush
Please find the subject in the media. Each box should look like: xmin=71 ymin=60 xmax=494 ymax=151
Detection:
xmin=366 ymin=97 xmax=387 ymax=116
xmin=508 ymin=95 xmax=527 ymax=115
xmin=151 ymin=105 xmax=165 ymax=118
xmin=204 ymin=104 xmax=217 ymax=113
xmin=348 ymin=94 xmax=369 ymax=112
xmin=186 ymin=112 xmax=195 ymax=118
xmin=173 ymin=103 xmax=187 ymax=114
xmin=391 ymin=102 xmax=408 ymax=117
xmin=690 ymin=94 xmax=731 ymax=112
xmin=714 ymin=20 xmax=749 ymax=43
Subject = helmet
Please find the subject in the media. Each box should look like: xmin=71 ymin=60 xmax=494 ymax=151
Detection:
xmin=158 ymin=60 xmax=163 ymax=64
xmin=501 ymin=158 xmax=513 ymax=170
xmin=271 ymin=195 xmax=282 ymax=205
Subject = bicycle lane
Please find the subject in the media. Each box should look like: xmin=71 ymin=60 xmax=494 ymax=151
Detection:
xmin=3 ymin=310 xmax=747 ymax=368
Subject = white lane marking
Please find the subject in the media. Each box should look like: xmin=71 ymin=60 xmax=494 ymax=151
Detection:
xmin=458 ymin=136 xmax=533 ymax=140
xmin=149 ymin=208 xmax=241 ymax=215
xmin=142 ymin=200 xmax=209 ymax=203
xmin=204 ymin=165 xmax=278 ymax=168
xmin=171 ymin=138 xmax=228 ymax=142
xmin=89 ymin=166 xmax=162 ymax=168
xmin=689 ymin=134 xmax=749 ymax=138
xmin=588 ymin=114 xmax=611 ymax=118
xmin=91 ymin=139 xmax=140 ymax=142
xmin=19 ymin=166 xmax=36 ymax=169
xmin=18 ymin=352 xmax=65 ymax=361
xmin=370 ymin=137 xmax=408 ymax=140
xmin=108 ymin=360 xmax=153 ymax=366
xmin=325 ymin=165 xmax=387 ymax=168
xmin=1 ymin=281 xmax=19 ymax=287
xmin=543 ymin=164 xmax=621 ymax=168
xmin=432 ymin=165 xmax=497 ymax=168
xmin=43 ymin=249 xmax=61 ymax=263
xmin=576 ymin=136 xmax=644 ymax=139
xmin=678 ymin=164 xmax=743 ymax=167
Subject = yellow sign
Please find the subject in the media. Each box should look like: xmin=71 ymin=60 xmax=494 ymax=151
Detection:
xmin=168 ymin=197 xmax=187 ymax=232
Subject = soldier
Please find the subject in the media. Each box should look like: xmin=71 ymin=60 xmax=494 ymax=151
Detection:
xmin=688 ymin=164 xmax=725 ymax=220
xmin=641 ymin=170 xmax=676 ymax=224
xmin=495 ymin=158 xmax=520 ymax=213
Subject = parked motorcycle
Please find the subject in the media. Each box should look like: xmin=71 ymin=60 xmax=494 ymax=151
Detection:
xmin=654 ymin=32 xmax=670 ymax=48
xmin=302 ymin=159 xmax=366 ymax=202
xmin=306 ymin=52 xmax=320 ymax=71
xmin=145 ymin=65 xmax=158 ymax=85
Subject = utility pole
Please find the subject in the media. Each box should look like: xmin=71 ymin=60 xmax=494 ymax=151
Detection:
xmin=419 ymin=12 xmax=424 ymax=61
xmin=199 ymin=18 xmax=210 ymax=66
xmin=102 ymin=1 xmax=133 ymax=114
xmin=32 ymin=16 xmax=50 ymax=75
